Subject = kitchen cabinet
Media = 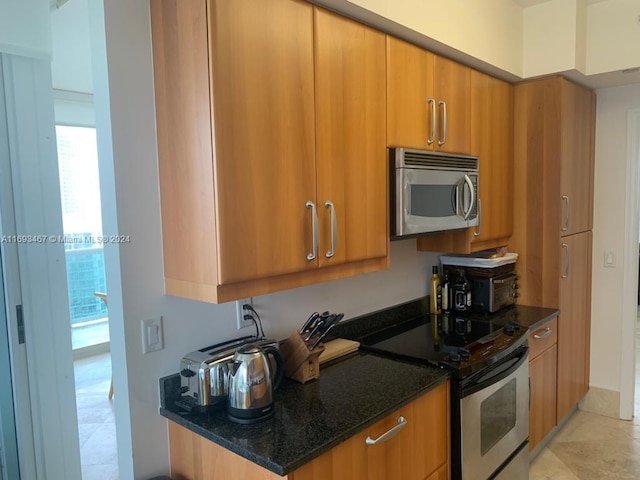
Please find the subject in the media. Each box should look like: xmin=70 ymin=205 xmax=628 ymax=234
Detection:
xmin=510 ymin=76 xmax=595 ymax=423
xmin=387 ymin=36 xmax=470 ymax=154
xmin=416 ymin=69 xmax=513 ymax=254
xmin=528 ymin=318 xmax=558 ymax=451
xmin=150 ymin=0 xmax=388 ymax=303
xmin=167 ymin=382 xmax=450 ymax=480
xmin=557 ymin=231 xmax=592 ymax=420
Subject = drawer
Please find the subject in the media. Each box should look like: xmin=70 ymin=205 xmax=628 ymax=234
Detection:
xmin=529 ymin=317 xmax=558 ymax=360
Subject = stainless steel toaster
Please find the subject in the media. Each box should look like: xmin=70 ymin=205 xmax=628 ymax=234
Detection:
xmin=178 ymin=336 xmax=279 ymax=411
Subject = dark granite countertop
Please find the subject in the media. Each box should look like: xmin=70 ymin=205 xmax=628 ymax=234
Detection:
xmin=160 ymin=352 xmax=449 ymax=475
xmin=159 ymin=297 xmax=557 ymax=475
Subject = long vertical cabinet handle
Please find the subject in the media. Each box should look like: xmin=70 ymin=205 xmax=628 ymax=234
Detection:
xmin=461 ymin=174 xmax=475 ymax=220
xmin=561 ymin=243 xmax=570 ymax=279
xmin=438 ymin=100 xmax=447 ymax=146
xmin=427 ymin=98 xmax=436 ymax=145
xmin=473 ymin=198 xmax=482 ymax=237
xmin=324 ymin=201 xmax=337 ymax=258
xmin=561 ymin=195 xmax=570 ymax=232
xmin=306 ymin=201 xmax=318 ymax=261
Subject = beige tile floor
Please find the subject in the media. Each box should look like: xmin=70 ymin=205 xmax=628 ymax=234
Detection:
xmin=529 ymin=314 xmax=640 ymax=479
xmin=74 ymin=352 xmax=118 ymax=480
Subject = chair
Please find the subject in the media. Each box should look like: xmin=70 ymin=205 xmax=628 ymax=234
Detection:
xmin=93 ymin=292 xmax=113 ymax=400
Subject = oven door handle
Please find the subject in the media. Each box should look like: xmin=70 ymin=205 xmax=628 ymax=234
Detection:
xmin=461 ymin=348 xmax=529 ymax=398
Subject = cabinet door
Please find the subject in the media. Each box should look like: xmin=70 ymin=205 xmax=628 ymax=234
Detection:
xmin=560 ymin=80 xmax=595 ymax=237
xmin=291 ymin=382 xmax=448 ymax=480
xmin=557 ymin=231 xmax=592 ymax=421
xmin=210 ymin=0 xmax=317 ymax=283
xmin=314 ymin=9 xmax=388 ymax=267
xmin=529 ymin=344 xmax=557 ymax=451
xmin=386 ymin=37 xmax=435 ymax=150
xmin=470 ymin=70 xmax=513 ymax=247
xmin=433 ymin=55 xmax=470 ymax=154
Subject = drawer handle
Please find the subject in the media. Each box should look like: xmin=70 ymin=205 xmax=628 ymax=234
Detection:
xmin=533 ymin=327 xmax=552 ymax=340
xmin=365 ymin=416 xmax=407 ymax=446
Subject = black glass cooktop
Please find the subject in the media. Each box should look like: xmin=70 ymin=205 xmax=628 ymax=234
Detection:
xmin=359 ymin=314 xmax=528 ymax=379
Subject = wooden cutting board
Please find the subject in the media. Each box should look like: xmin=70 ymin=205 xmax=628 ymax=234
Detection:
xmin=319 ymin=338 xmax=360 ymax=365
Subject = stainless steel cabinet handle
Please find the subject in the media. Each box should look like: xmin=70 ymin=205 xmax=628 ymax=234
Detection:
xmin=438 ymin=100 xmax=447 ymax=146
xmin=533 ymin=327 xmax=553 ymax=339
xmin=561 ymin=195 xmax=570 ymax=232
xmin=561 ymin=243 xmax=569 ymax=278
xmin=306 ymin=201 xmax=318 ymax=261
xmin=365 ymin=416 xmax=407 ymax=446
xmin=427 ymin=98 xmax=436 ymax=145
xmin=474 ymin=198 xmax=482 ymax=237
xmin=324 ymin=201 xmax=336 ymax=258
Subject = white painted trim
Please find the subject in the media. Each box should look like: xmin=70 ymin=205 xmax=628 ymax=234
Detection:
xmin=619 ymin=109 xmax=640 ymax=420
xmin=2 ymin=54 xmax=81 ymax=479
xmin=0 ymin=53 xmax=37 ymax=480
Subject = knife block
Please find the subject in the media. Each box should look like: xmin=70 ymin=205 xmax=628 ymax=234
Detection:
xmin=280 ymin=331 xmax=325 ymax=384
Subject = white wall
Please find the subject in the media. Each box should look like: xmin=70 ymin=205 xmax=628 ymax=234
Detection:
xmin=0 ymin=0 xmax=51 ymax=58
xmin=97 ymin=1 xmax=441 ymax=477
xmin=522 ymin=0 xmax=583 ymax=77
xmin=588 ymin=0 xmax=640 ymax=75
xmin=51 ymin=0 xmax=93 ymax=93
xmin=590 ymin=84 xmax=640 ymax=398
xmin=340 ymin=0 xmax=524 ymax=76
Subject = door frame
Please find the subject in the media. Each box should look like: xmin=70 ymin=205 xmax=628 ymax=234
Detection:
xmin=619 ymin=109 xmax=640 ymax=420
xmin=1 ymin=52 xmax=81 ymax=479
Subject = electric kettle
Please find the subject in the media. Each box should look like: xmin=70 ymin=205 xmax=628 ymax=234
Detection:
xmin=227 ymin=343 xmax=284 ymax=424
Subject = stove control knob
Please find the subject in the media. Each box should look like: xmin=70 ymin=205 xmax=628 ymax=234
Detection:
xmin=503 ymin=324 xmax=516 ymax=336
xmin=449 ymin=353 xmax=461 ymax=363
xmin=459 ymin=348 xmax=470 ymax=360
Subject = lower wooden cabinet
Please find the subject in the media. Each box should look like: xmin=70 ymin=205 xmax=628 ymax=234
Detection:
xmin=168 ymin=382 xmax=450 ymax=480
xmin=528 ymin=316 xmax=558 ymax=451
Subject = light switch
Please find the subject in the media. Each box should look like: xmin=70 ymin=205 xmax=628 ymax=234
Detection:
xmin=604 ymin=249 xmax=616 ymax=268
xmin=141 ymin=317 xmax=164 ymax=354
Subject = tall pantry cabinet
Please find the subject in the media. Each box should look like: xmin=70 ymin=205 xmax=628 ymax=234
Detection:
xmin=510 ymin=77 xmax=595 ymax=428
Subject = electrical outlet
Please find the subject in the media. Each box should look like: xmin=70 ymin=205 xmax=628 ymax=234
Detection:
xmin=236 ymin=298 xmax=253 ymax=330
xmin=141 ymin=316 xmax=164 ymax=354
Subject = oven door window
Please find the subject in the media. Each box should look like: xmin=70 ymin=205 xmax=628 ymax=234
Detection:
xmin=480 ymin=378 xmax=517 ymax=455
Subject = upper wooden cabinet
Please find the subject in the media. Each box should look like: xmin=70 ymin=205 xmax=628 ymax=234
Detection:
xmin=314 ymin=9 xmax=388 ymax=268
xmin=416 ymin=69 xmax=513 ymax=254
xmin=469 ymin=70 xmax=514 ymax=248
xmin=560 ymin=81 xmax=596 ymax=236
xmin=150 ymin=0 xmax=388 ymax=303
xmin=387 ymin=36 xmax=470 ymax=154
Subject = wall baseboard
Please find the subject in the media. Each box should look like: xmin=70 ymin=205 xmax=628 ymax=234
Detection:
xmin=579 ymin=386 xmax=620 ymax=419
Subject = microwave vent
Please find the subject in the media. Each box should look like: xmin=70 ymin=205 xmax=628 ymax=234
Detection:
xmin=396 ymin=148 xmax=478 ymax=171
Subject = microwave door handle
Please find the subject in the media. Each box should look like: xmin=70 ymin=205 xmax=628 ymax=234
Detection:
xmin=462 ymin=174 xmax=475 ymax=220
xmin=453 ymin=182 xmax=462 ymax=217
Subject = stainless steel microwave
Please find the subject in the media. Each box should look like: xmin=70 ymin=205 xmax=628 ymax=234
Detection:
xmin=390 ymin=148 xmax=479 ymax=238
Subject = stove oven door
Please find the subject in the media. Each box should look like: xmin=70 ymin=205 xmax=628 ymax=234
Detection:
xmin=460 ymin=349 xmax=529 ymax=480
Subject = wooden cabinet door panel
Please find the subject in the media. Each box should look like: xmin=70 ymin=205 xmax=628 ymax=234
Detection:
xmin=470 ymin=70 xmax=513 ymax=245
xmin=529 ymin=344 xmax=557 ymax=451
xmin=314 ymin=9 xmax=388 ymax=268
xmin=386 ymin=37 xmax=434 ymax=150
xmin=291 ymin=382 xmax=448 ymax=480
xmin=424 ymin=463 xmax=448 ymax=480
xmin=557 ymin=231 xmax=592 ymax=421
xmin=433 ymin=55 xmax=470 ymax=154
xmin=210 ymin=0 xmax=317 ymax=283
xmin=560 ymin=80 xmax=595 ymax=236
